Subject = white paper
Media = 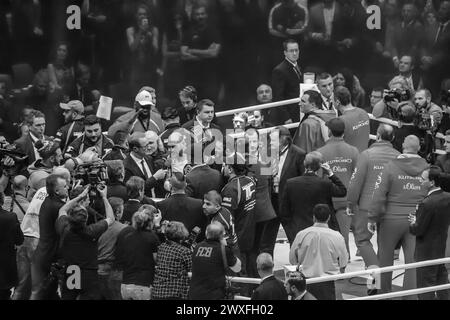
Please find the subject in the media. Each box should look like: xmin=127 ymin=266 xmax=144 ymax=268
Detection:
xmin=96 ymin=95 xmax=113 ymax=120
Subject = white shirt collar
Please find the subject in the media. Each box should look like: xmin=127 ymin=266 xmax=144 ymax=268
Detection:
xmin=428 ymin=187 xmax=442 ymax=196
xmin=195 ymin=116 xmax=210 ymax=129
xmin=29 ymin=132 xmax=40 ymax=142
xmin=285 ymin=58 xmax=298 ymax=67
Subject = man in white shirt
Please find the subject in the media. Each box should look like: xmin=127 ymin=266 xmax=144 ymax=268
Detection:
xmin=289 ymin=204 xmax=348 ymax=300
xmin=12 ymin=167 xmax=70 ymax=300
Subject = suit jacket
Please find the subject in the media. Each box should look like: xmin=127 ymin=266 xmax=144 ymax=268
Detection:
xmin=0 ymin=209 xmax=24 ymax=289
xmin=121 ymin=197 xmax=155 ymax=225
xmin=308 ymin=1 xmax=346 ymax=41
xmin=185 ymin=164 xmax=224 ymax=200
xmin=272 ymin=59 xmax=302 ymax=123
xmin=280 ymin=173 xmax=346 ymax=243
xmin=410 ymin=189 xmax=450 ymax=261
xmin=276 ymin=144 xmax=306 ymax=210
xmin=14 ymin=134 xmax=39 ymax=165
xmin=156 ymin=193 xmax=207 ymax=237
xmin=123 ymin=154 xmax=165 ymax=198
xmin=251 ymin=275 xmax=288 ymax=300
xmin=107 ymin=182 xmax=128 ymax=201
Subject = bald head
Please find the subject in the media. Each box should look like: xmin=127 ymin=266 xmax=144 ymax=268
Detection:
xmin=206 ymin=221 xmax=225 ymax=241
xmin=403 ymin=135 xmax=421 ymax=154
xmin=13 ymin=175 xmax=28 ymax=191
xmin=377 ymin=124 xmax=395 ymax=142
xmin=256 ymin=84 xmax=273 ymax=104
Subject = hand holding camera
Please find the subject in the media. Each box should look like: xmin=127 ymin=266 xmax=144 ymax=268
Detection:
xmin=97 ymin=183 xmax=107 ymax=199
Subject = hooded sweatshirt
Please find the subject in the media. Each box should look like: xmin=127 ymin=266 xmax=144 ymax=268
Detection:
xmin=348 ymin=141 xmax=400 ymax=211
xmin=293 ymin=109 xmax=336 ymax=153
xmin=369 ymin=154 xmax=429 ymax=222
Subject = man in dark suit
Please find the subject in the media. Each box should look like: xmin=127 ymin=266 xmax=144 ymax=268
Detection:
xmin=121 ymin=176 xmax=155 ymax=225
xmin=272 ymin=39 xmax=302 ymax=124
xmin=186 ymin=161 xmax=224 ymax=200
xmin=156 ymin=173 xmax=207 ymax=237
xmin=123 ymin=132 xmax=167 ymax=198
xmin=0 ymin=193 xmax=24 ymax=300
xmin=14 ymin=110 xmax=47 ymax=166
xmin=251 ymin=253 xmax=288 ymax=300
xmin=260 ymin=126 xmax=305 ymax=256
xmin=409 ymin=166 xmax=450 ymax=300
xmin=281 ymin=151 xmax=346 ymax=244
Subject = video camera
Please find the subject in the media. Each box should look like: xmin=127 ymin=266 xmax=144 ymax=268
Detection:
xmin=384 ymin=88 xmax=411 ymax=103
xmin=73 ymin=160 xmax=108 ymax=189
xmin=0 ymin=139 xmax=29 ymax=170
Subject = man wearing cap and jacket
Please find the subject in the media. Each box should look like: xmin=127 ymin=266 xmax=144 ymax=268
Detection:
xmin=108 ymin=90 xmax=164 ymax=137
xmin=55 ymin=100 xmax=85 ymax=156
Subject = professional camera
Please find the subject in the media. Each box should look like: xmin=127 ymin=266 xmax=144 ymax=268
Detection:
xmin=182 ymin=226 xmax=201 ymax=251
xmin=384 ymin=88 xmax=411 ymax=103
xmin=0 ymin=139 xmax=29 ymax=169
xmin=73 ymin=160 xmax=108 ymax=188
xmin=416 ymin=108 xmax=437 ymax=132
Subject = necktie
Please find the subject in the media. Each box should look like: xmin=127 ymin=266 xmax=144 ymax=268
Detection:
xmin=328 ymin=98 xmax=333 ymax=110
xmin=141 ymin=160 xmax=149 ymax=179
xmin=435 ymin=24 xmax=444 ymax=43
xmin=293 ymin=65 xmax=301 ymax=79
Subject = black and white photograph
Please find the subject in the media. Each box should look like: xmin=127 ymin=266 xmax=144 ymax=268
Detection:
xmin=0 ymin=0 xmax=450 ymax=308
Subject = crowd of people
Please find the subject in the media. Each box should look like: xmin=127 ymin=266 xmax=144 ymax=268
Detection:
xmin=1 ymin=0 xmax=450 ymax=301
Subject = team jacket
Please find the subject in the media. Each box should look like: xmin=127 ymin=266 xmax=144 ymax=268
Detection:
xmin=54 ymin=118 xmax=85 ymax=154
xmin=210 ymin=207 xmax=238 ymax=247
xmin=347 ymin=141 xmax=401 ymax=212
xmin=317 ymin=137 xmax=359 ymax=211
xmin=66 ymin=134 xmax=114 ymax=158
xmin=369 ymin=155 xmax=429 ymax=222
xmin=221 ymin=175 xmax=257 ymax=252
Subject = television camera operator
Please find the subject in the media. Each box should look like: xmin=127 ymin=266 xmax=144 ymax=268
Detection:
xmin=372 ymin=76 xmax=413 ymax=120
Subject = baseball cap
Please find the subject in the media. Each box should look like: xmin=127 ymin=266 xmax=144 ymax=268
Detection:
xmin=135 ymin=90 xmax=155 ymax=106
xmin=326 ymin=118 xmax=346 ymax=133
xmin=59 ymin=100 xmax=85 ymax=114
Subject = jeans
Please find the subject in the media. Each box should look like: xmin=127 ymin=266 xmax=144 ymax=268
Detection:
xmin=98 ymin=264 xmax=123 ymax=300
xmin=121 ymin=284 xmax=151 ymax=300
xmin=12 ymin=237 xmax=39 ymax=300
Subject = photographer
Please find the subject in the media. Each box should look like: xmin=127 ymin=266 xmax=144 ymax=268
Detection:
xmin=108 ymin=90 xmax=163 ymax=137
xmin=393 ymin=102 xmax=426 ymax=154
xmin=114 ymin=206 xmax=160 ymax=300
xmin=188 ymin=222 xmax=242 ymax=300
xmin=66 ymin=115 xmax=114 ymax=159
xmin=372 ymin=76 xmax=413 ymax=120
xmin=56 ymin=184 xmax=115 ymax=300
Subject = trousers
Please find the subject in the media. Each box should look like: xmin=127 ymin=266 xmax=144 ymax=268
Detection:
xmin=354 ymin=209 xmax=379 ymax=268
xmin=378 ymin=218 xmax=416 ymax=299
xmin=12 ymin=236 xmax=39 ymax=300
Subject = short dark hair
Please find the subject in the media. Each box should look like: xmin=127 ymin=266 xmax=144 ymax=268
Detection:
xmin=126 ymin=176 xmax=145 ymax=199
xmin=313 ymin=204 xmax=331 ymax=222
xmin=283 ymin=39 xmax=298 ymax=51
xmin=162 ymin=106 xmax=179 ymax=120
xmin=46 ymin=174 xmax=63 ymax=197
xmin=335 ymin=86 xmax=352 ymax=106
xmin=197 ymin=99 xmax=215 ymax=113
xmin=372 ymin=87 xmax=384 ymax=93
xmin=317 ymin=72 xmax=333 ymax=82
xmin=112 ymin=130 xmax=128 ymax=146
xmin=170 ymin=172 xmax=186 ymax=191
xmin=84 ymin=115 xmax=100 ymax=127
xmin=428 ymin=165 xmax=442 ymax=187
xmin=108 ymin=197 xmax=124 ymax=217
xmin=304 ymin=90 xmax=322 ymax=108
xmin=29 ymin=110 xmax=45 ymax=125
xmin=287 ymin=275 xmax=307 ymax=292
